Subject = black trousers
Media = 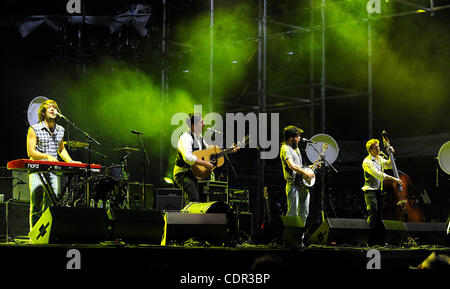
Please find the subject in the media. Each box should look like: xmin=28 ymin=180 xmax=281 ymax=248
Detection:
xmin=364 ymin=190 xmax=386 ymax=245
xmin=174 ymin=170 xmax=201 ymax=206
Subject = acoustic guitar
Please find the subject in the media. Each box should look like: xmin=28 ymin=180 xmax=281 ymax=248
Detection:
xmin=191 ymin=136 xmax=249 ymax=180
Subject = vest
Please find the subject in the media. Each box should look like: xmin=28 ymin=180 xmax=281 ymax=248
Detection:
xmin=175 ymin=131 xmax=205 ymax=168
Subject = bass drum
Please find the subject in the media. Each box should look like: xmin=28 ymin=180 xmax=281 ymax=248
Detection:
xmin=91 ymin=175 xmax=127 ymax=207
xmin=181 ymin=201 xmax=230 ymax=214
xmin=106 ymin=164 xmax=128 ymax=181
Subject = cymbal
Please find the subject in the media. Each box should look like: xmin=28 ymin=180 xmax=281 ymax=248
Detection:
xmin=64 ymin=141 xmax=89 ymax=148
xmin=113 ymin=146 xmax=140 ymax=152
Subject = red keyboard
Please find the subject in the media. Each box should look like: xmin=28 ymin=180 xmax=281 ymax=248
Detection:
xmin=7 ymin=159 xmax=101 ymax=174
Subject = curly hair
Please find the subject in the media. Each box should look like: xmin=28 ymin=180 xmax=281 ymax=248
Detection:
xmin=38 ymin=100 xmax=61 ymax=123
xmin=283 ymin=125 xmax=304 ymax=142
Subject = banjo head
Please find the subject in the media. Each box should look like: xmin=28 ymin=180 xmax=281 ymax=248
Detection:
xmin=305 ymin=134 xmax=339 ymax=167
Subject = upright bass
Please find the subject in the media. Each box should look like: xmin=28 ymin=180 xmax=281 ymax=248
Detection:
xmin=381 ymin=131 xmax=424 ymax=222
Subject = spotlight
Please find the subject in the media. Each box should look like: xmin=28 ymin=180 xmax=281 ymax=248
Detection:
xmin=159 ymin=177 xmax=174 ymax=188
xmin=163 ymin=177 xmax=174 ymax=185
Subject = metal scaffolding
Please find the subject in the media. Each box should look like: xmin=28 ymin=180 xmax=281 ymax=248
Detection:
xmin=159 ymin=0 xmax=450 ymax=223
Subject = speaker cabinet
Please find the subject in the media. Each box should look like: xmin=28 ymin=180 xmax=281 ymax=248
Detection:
xmin=308 ymin=218 xmax=370 ymax=245
xmin=162 ymin=212 xmax=228 ymax=245
xmin=29 ymin=207 xmax=110 ymax=244
xmin=108 ymin=209 xmax=164 ymax=244
xmin=261 ymin=215 xmax=304 ymax=247
xmin=0 ymin=200 xmax=29 ymax=240
xmin=155 ymin=188 xmax=183 ymax=211
xmin=127 ymin=183 xmax=154 ymax=209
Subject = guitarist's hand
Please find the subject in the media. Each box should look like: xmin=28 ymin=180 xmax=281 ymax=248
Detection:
xmin=232 ymin=144 xmax=240 ymax=153
xmin=201 ymin=160 xmax=215 ymax=170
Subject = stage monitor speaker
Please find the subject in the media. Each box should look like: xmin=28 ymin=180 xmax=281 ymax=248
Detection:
xmin=404 ymin=222 xmax=448 ymax=245
xmin=382 ymin=220 xmax=407 ymax=246
xmin=308 ymin=218 xmax=370 ymax=245
xmin=261 ymin=215 xmax=304 ymax=247
xmin=181 ymin=201 xmax=230 ymax=214
xmin=29 ymin=207 xmax=110 ymax=244
xmin=108 ymin=209 xmax=164 ymax=244
xmin=162 ymin=212 xmax=228 ymax=245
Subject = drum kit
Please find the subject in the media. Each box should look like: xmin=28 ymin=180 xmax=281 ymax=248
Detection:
xmin=62 ymin=142 xmax=141 ymax=209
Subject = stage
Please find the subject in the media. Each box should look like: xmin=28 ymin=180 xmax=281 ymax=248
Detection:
xmin=1 ymin=1 xmax=449 ymax=285
xmin=1 ymin=239 xmax=448 ymax=274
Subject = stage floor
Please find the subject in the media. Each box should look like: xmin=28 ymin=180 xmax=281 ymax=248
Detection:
xmin=1 ymin=239 xmax=448 ymax=272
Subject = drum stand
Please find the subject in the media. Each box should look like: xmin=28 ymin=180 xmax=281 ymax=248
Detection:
xmin=121 ymin=151 xmax=131 ymax=208
xmin=133 ymin=132 xmax=151 ymax=209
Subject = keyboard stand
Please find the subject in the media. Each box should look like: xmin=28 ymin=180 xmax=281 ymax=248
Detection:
xmin=36 ymin=172 xmax=58 ymax=206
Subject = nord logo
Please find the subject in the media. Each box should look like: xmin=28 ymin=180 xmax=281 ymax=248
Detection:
xmin=27 ymin=163 xmax=39 ymax=169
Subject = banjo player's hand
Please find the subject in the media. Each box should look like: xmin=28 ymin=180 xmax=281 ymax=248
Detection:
xmin=305 ymin=170 xmax=315 ymax=179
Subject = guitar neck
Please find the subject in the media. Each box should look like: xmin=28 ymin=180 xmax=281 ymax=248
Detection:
xmin=311 ymin=159 xmax=320 ymax=171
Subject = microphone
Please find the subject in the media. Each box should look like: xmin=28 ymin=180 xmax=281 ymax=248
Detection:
xmin=54 ymin=111 xmax=67 ymax=119
xmin=206 ymin=127 xmax=222 ymax=134
xmin=301 ymin=138 xmax=315 ymax=144
xmin=131 ymin=130 xmax=143 ymax=135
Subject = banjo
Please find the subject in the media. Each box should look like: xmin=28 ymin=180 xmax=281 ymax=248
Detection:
xmin=298 ymin=143 xmax=328 ymax=187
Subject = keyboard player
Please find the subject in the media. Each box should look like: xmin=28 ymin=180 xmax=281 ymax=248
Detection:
xmin=26 ymin=99 xmax=80 ymax=229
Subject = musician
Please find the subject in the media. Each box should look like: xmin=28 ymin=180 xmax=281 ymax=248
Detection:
xmin=362 ymin=139 xmax=402 ymax=245
xmin=174 ymin=113 xmax=239 ymax=205
xmin=26 ymin=99 xmax=79 ymax=228
xmin=173 ymin=113 xmax=215 ymax=205
xmin=280 ymin=125 xmax=316 ymax=223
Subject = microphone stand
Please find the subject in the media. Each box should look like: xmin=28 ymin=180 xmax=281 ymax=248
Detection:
xmin=58 ymin=115 xmax=101 ymax=207
xmin=306 ymin=142 xmax=338 ymax=222
xmin=134 ymin=132 xmax=151 ymax=209
xmin=223 ymin=147 xmax=238 ymax=179
xmin=222 ymin=146 xmax=238 ymax=205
